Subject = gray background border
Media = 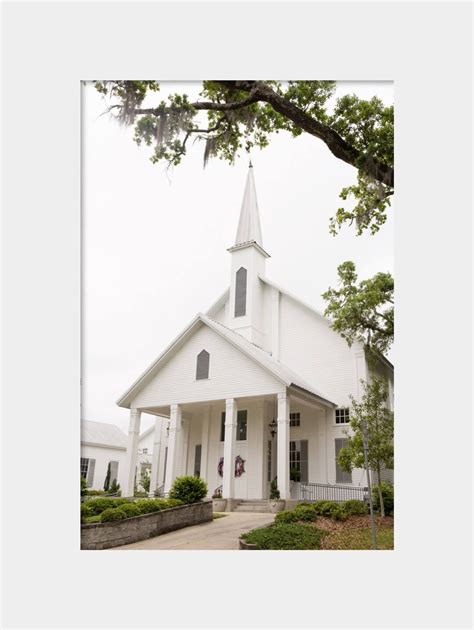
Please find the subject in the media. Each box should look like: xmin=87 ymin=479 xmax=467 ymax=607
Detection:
xmin=2 ymin=1 xmax=472 ymax=628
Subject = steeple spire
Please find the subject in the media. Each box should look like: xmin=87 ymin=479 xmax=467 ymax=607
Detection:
xmin=234 ymin=164 xmax=263 ymax=247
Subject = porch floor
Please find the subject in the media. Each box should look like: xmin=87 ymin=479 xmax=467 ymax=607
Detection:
xmin=114 ymin=512 xmax=275 ymax=550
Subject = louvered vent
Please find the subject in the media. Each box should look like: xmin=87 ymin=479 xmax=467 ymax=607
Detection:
xmin=196 ymin=349 xmax=210 ymax=380
xmin=234 ymin=267 xmax=247 ymax=317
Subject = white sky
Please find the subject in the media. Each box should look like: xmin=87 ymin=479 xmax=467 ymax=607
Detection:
xmin=82 ymin=81 xmax=394 ymax=434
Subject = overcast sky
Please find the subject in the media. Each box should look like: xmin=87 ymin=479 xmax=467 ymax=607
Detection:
xmin=82 ymin=81 xmax=394 ymax=434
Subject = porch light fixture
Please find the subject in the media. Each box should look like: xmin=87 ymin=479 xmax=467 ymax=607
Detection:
xmin=268 ymin=419 xmax=277 ymax=438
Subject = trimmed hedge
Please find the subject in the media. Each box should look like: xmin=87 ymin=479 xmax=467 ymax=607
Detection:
xmin=372 ymin=482 xmax=394 ymax=515
xmin=241 ymin=523 xmax=323 ymax=550
xmin=100 ymin=508 xmax=127 ymax=523
xmin=168 ymin=476 xmax=208 ymax=504
xmin=343 ymin=499 xmax=369 ymax=516
xmin=134 ymin=498 xmax=184 ymax=515
xmin=119 ymin=503 xmax=142 ymax=518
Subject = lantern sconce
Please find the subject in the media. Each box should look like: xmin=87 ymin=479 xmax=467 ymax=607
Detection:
xmin=268 ymin=419 xmax=277 ymax=438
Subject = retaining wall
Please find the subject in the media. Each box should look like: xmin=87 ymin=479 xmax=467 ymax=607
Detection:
xmin=81 ymin=501 xmax=213 ymax=550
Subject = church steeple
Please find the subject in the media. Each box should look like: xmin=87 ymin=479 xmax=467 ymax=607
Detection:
xmin=234 ymin=163 xmax=263 ymax=248
xmin=226 ymin=165 xmax=269 ymax=348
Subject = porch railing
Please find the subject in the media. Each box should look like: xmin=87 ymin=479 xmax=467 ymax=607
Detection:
xmin=291 ymin=482 xmax=368 ymax=503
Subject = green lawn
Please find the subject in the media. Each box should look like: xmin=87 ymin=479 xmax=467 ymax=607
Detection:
xmin=213 ymin=513 xmax=228 ymax=519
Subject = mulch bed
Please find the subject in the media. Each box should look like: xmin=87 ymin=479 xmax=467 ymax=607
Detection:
xmin=315 ymin=514 xmax=393 ymax=532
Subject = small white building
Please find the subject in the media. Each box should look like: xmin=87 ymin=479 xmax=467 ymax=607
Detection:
xmin=81 ymin=420 xmax=161 ymax=492
xmin=116 ymin=167 xmax=394 ymax=501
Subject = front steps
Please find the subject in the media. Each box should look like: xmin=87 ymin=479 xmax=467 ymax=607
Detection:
xmin=232 ymin=499 xmax=270 ymax=513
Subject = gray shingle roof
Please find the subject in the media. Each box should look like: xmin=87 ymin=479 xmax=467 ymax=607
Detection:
xmin=81 ymin=420 xmax=127 ymax=449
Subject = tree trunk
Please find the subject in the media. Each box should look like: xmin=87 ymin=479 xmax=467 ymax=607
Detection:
xmin=376 ymin=463 xmax=385 ymax=517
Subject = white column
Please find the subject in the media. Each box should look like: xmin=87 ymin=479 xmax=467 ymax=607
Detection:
xmin=277 ymin=392 xmax=290 ymax=500
xmin=164 ymin=404 xmax=182 ymax=494
xmin=123 ymin=409 xmax=141 ymax=498
xmin=148 ymin=416 xmax=163 ymax=496
xmin=222 ymin=398 xmax=237 ymax=498
xmin=200 ymin=406 xmax=211 ymax=485
xmin=255 ymin=400 xmax=265 ymax=499
xmin=321 ymin=408 xmax=331 ymax=483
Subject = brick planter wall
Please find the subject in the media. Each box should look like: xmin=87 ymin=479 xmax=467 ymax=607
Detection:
xmin=81 ymin=501 xmax=213 ymax=550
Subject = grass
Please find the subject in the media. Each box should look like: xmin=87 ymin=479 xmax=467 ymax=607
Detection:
xmin=213 ymin=512 xmax=228 ymax=519
xmin=321 ymin=525 xmax=394 ymax=550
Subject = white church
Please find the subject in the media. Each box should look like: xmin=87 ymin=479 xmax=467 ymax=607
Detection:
xmin=116 ymin=166 xmax=394 ymax=505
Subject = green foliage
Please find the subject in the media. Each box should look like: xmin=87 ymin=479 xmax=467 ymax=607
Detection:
xmin=322 ymin=261 xmax=394 ymax=354
xmin=85 ymin=489 xmax=105 ymax=496
xmin=275 ymin=504 xmax=317 ymax=524
xmin=100 ymin=508 xmax=127 ymax=523
xmin=372 ymin=482 xmax=394 ymax=515
xmin=168 ymin=476 xmax=208 ymax=504
xmin=119 ymin=503 xmax=142 ymax=519
xmin=81 ymin=476 xmax=87 ymax=496
xmin=109 ymin=479 xmax=121 ymax=495
xmin=94 ymin=80 xmax=393 ymax=235
xmin=139 ymin=468 xmax=151 ymax=493
xmin=241 ymin=523 xmax=323 ymax=550
xmin=85 ymin=498 xmax=119 ymax=515
xmin=134 ymin=498 xmax=184 ymax=515
xmin=342 ymin=499 xmax=369 ymax=516
xmin=269 ymin=478 xmax=280 ymax=500
xmin=104 ymin=463 xmax=111 ymax=492
xmin=80 ymin=503 xmax=93 ymax=522
xmin=312 ymin=500 xmax=347 ymax=521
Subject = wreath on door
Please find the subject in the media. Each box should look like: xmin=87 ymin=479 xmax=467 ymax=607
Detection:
xmin=217 ymin=456 xmax=246 ymax=477
xmin=235 ymin=455 xmax=246 ymax=477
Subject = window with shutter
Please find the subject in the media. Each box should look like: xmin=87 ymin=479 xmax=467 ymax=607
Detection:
xmin=109 ymin=460 xmax=119 ymax=483
xmin=196 ymin=349 xmax=210 ymax=380
xmin=163 ymin=447 xmax=168 ymax=485
xmin=234 ymin=267 xmax=247 ymax=317
xmin=289 ymin=440 xmax=308 ymax=483
xmin=236 ymin=410 xmax=247 ymax=441
xmin=335 ymin=438 xmax=352 ymax=483
xmin=220 ymin=412 xmax=226 ymax=442
xmin=86 ymin=458 xmax=96 ymax=487
xmin=194 ymin=444 xmax=202 ymax=477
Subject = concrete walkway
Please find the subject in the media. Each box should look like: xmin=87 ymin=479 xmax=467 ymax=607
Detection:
xmin=115 ymin=512 xmax=275 ymax=550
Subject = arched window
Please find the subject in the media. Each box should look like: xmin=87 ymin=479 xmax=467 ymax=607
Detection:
xmin=196 ymin=349 xmax=210 ymax=380
xmin=234 ymin=267 xmax=247 ymax=317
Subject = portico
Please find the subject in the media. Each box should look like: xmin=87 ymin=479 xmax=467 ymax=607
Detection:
xmin=120 ymin=389 xmax=335 ymax=501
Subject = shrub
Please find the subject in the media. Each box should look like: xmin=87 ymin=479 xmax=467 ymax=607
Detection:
xmin=81 ymin=476 xmax=88 ymax=496
xmin=81 ymin=503 xmax=93 ymax=521
xmin=85 ymin=489 xmax=105 ymax=496
xmin=269 ymin=478 xmax=280 ymax=500
xmin=110 ymin=498 xmax=133 ymax=508
xmin=100 ymin=508 xmax=127 ymax=523
xmin=168 ymin=476 xmax=207 ymax=504
xmin=274 ymin=510 xmax=299 ymax=524
xmin=312 ymin=500 xmax=347 ymax=521
xmin=343 ymin=499 xmax=369 ymax=516
xmin=372 ymin=482 xmax=394 ymax=515
xmin=294 ymin=505 xmax=318 ymax=522
xmin=241 ymin=523 xmax=323 ymax=550
xmin=119 ymin=503 xmax=141 ymax=518
xmin=86 ymin=497 xmax=118 ymax=515
xmin=109 ymin=479 xmax=121 ymax=495
xmin=134 ymin=498 xmax=182 ymax=515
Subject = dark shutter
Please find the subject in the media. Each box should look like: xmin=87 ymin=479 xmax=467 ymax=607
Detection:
xmin=237 ymin=410 xmax=247 ymax=440
xmin=220 ymin=412 xmax=226 ymax=441
xmin=109 ymin=460 xmax=119 ymax=483
xmin=335 ymin=438 xmax=352 ymax=483
xmin=234 ymin=267 xmax=247 ymax=317
xmin=86 ymin=458 xmax=96 ymax=487
xmin=196 ymin=350 xmax=210 ymax=380
xmin=300 ymin=440 xmax=309 ymax=483
xmin=194 ymin=444 xmax=202 ymax=477
xmin=163 ymin=447 xmax=168 ymax=485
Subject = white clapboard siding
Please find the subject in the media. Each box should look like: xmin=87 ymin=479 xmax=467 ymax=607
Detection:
xmin=130 ymin=323 xmax=284 ymax=409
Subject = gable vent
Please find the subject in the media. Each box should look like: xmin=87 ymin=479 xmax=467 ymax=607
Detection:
xmin=196 ymin=349 xmax=210 ymax=380
xmin=234 ymin=267 xmax=247 ymax=317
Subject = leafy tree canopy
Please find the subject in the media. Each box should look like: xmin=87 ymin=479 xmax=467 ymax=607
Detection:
xmin=322 ymin=261 xmax=394 ymax=355
xmin=94 ymin=80 xmax=393 ymax=235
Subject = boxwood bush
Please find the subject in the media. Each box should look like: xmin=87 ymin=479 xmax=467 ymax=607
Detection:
xmin=86 ymin=498 xmax=120 ymax=515
xmin=81 ymin=503 xmax=93 ymax=521
xmin=343 ymin=499 xmax=369 ymax=516
xmin=168 ymin=476 xmax=207 ymax=504
xmin=241 ymin=523 xmax=323 ymax=550
xmin=119 ymin=503 xmax=142 ymax=518
xmin=372 ymin=482 xmax=394 ymax=515
xmin=134 ymin=498 xmax=184 ymax=515
xmin=100 ymin=508 xmax=127 ymax=523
